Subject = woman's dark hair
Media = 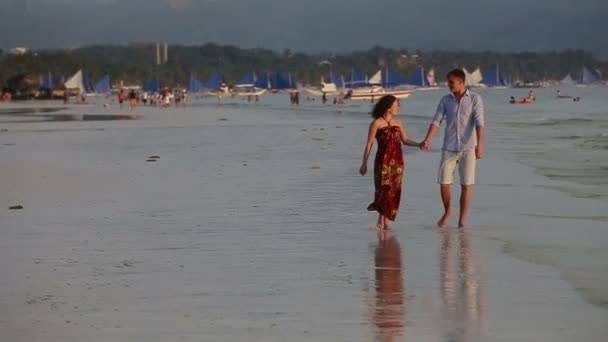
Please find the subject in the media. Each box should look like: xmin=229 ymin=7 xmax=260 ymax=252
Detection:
xmin=371 ymin=95 xmax=397 ymax=119
xmin=446 ymin=69 xmax=466 ymax=81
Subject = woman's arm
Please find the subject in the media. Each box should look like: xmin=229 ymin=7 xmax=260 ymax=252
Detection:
xmin=360 ymin=121 xmax=378 ymax=175
xmin=397 ymin=120 xmax=420 ymax=147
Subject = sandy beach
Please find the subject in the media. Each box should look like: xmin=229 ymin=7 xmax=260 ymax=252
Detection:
xmin=1 ymin=93 xmax=607 ymax=341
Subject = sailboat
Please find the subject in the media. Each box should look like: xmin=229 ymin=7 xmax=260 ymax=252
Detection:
xmin=576 ymin=66 xmax=601 ymax=87
xmin=346 ymin=68 xmax=413 ymax=101
xmin=143 ymin=76 xmax=160 ymax=93
xmin=303 ymin=72 xmax=344 ymax=96
xmin=560 ymin=74 xmax=574 ymax=86
xmin=426 ymin=68 xmax=439 ymax=88
xmin=188 ymin=74 xmax=204 ymax=93
xmin=481 ymin=66 xmax=508 ymax=88
xmin=403 ymin=66 xmax=439 ymax=90
xmin=64 ymin=70 xmax=87 ymax=95
xmin=201 ymin=72 xmax=229 ymax=95
xmin=254 ymin=72 xmax=295 ymax=93
xmin=39 ymin=72 xmax=53 ymax=91
xmin=92 ymin=75 xmax=112 ymax=94
xmin=233 ymin=71 xmax=267 ymax=96
xmin=463 ymin=68 xmax=483 ymax=88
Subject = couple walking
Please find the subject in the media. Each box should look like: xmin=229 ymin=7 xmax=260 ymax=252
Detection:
xmin=360 ymin=69 xmax=485 ymax=229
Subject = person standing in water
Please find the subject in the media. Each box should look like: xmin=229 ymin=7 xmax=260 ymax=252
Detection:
xmin=420 ymin=69 xmax=485 ymax=228
xmin=360 ymin=95 xmax=421 ymax=230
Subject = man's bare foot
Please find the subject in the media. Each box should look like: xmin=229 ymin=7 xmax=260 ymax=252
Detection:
xmin=437 ymin=210 xmax=452 ymax=227
xmin=458 ymin=221 xmax=466 ymax=228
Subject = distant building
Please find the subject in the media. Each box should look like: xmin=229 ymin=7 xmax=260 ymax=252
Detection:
xmin=9 ymin=47 xmax=28 ymax=55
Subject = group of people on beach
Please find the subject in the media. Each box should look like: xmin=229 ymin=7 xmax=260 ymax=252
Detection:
xmin=117 ymin=88 xmax=190 ymax=109
xmin=361 ymin=69 xmax=484 ymax=230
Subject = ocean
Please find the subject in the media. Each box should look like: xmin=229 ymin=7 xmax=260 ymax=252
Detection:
xmin=0 ymin=86 xmax=607 ymax=341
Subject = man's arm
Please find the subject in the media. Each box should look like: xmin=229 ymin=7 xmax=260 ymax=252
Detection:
xmin=421 ymin=99 xmax=445 ymax=150
xmin=473 ymin=96 xmax=485 ymax=159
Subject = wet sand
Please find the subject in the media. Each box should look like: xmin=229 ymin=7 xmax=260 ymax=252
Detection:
xmin=1 ymin=101 xmax=607 ymax=341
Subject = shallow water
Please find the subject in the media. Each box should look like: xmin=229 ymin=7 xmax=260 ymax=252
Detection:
xmin=0 ymin=88 xmax=607 ymax=341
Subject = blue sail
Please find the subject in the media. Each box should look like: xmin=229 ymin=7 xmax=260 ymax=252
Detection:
xmin=237 ymin=72 xmax=256 ymax=87
xmin=383 ymin=68 xmax=407 ymax=87
xmin=254 ymin=72 xmax=271 ymax=89
xmin=405 ymin=66 xmax=428 ymax=87
xmin=40 ymin=72 xmax=53 ymax=90
xmin=93 ymin=75 xmax=111 ymax=93
xmin=143 ymin=76 xmax=160 ymax=93
xmin=53 ymin=75 xmax=64 ymax=87
xmin=203 ymin=72 xmax=225 ymax=90
xmin=82 ymin=73 xmax=95 ymax=93
xmin=329 ymin=72 xmax=344 ymax=88
xmin=346 ymin=68 xmax=367 ymax=88
xmin=271 ymin=72 xmax=295 ymax=90
xmin=188 ymin=75 xmax=204 ymax=92
xmin=578 ymin=66 xmax=600 ymax=84
xmin=481 ymin=66 xmax=506 ymax=86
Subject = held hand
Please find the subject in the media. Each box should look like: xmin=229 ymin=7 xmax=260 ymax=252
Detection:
xmin=359 ymin=164 xmax=367 ymax=176
xmin=476 ymin=146 xmax=484 ymax=160
xmin=420 ymin=140 xmax=431 ymax=150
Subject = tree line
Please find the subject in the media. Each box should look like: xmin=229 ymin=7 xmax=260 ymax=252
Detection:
xmin=0 ymin=44 xmax=605 ymax=87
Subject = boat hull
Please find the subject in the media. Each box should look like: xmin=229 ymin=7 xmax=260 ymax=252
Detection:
xmin=233 ymin=89 xmax=268 ymax=97
xmin=303 ymin=87 xmax=342 ymax=96
xmin=348 ymin=89 xmax=414 ymax=100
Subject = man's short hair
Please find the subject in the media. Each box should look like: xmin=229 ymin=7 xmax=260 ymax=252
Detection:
xmin=446 ymin=69 xmax=466 ymax=81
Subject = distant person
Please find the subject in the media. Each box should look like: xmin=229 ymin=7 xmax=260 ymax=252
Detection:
xmin=509 ymin=96 xmax=516 ymax=104
xmin=322 ymin=92 xmax=327 ymax=104
xmin=182 ymin=89 xmax=189 ymax=106
xmin=142 ymin=92 xmax=149 ymax=105
xmin=360 ymin=95 xmax=421 ymax=230
xmin=63 ymin=91 xmax=69 ymax=105
xmin=118 ymin=89 xmax=126 ymax=109
xmin=128 ymin=89 xmax=138 ymax=108
xmin=527 ymin=90 xmax=536 ymax=101
xmin=420 ymin=69 xmax=485 ymax=228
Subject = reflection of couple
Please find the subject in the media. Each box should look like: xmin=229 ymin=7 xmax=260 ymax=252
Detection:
xmin=440 ymin=228 xmax=484 ymax=341
xmin=360 ymin=69 xmax=485 ymax=229
xmin=370 ymin=229 xmax=483 ymax=342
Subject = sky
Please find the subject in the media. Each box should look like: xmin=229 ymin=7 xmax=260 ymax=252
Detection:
xmin=0 ymin=0 xmax=606 ymax=58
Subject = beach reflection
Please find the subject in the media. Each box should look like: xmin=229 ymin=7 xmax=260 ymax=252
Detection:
xmin=371 ymin=232 xmax=405 ymax=342
xmin=440 ymin=228 xmax=484 ymax=342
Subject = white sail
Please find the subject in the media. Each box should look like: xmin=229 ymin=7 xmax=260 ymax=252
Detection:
xmin=368 ymin=70 xmax=382 ymax=85
xmin=471 ymin=68 xmax=483 ymax=85
xmin=561 ymin=73 xmax=574 ymax=86
xmin=463 ymin=67 xmax=482 ymax=87
xmin=426 ymin=68 xmax=438 ymax=87
xmin=64 ymin=70 xmax=85 ymax=94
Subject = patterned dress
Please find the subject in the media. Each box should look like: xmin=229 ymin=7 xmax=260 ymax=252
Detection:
xmin=367 ymin=120 xmax=404 ymax=221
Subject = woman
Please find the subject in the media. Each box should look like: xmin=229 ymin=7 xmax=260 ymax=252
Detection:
xmin=360 ymin=95 xmax=420 ymax=229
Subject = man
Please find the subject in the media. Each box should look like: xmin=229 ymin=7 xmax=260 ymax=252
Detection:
xmin=421 ymin=69 xmax=485 ymax=228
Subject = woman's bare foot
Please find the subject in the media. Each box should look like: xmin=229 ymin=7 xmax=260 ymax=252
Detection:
xmin=458 ymin=221 xmax=466 ymax=228
xmin=383 ymin=217 xmax=392 ymax=230
xmin=437 ymin=210 xmax=452 ymax=227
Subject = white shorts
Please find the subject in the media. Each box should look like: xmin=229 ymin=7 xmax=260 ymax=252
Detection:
xmin=438 ymin=150 xmax=476 ymax=185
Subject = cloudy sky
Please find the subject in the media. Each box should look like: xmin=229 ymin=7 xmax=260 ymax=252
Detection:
xmin=1 ymin=0 xmax=606 ymax=57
